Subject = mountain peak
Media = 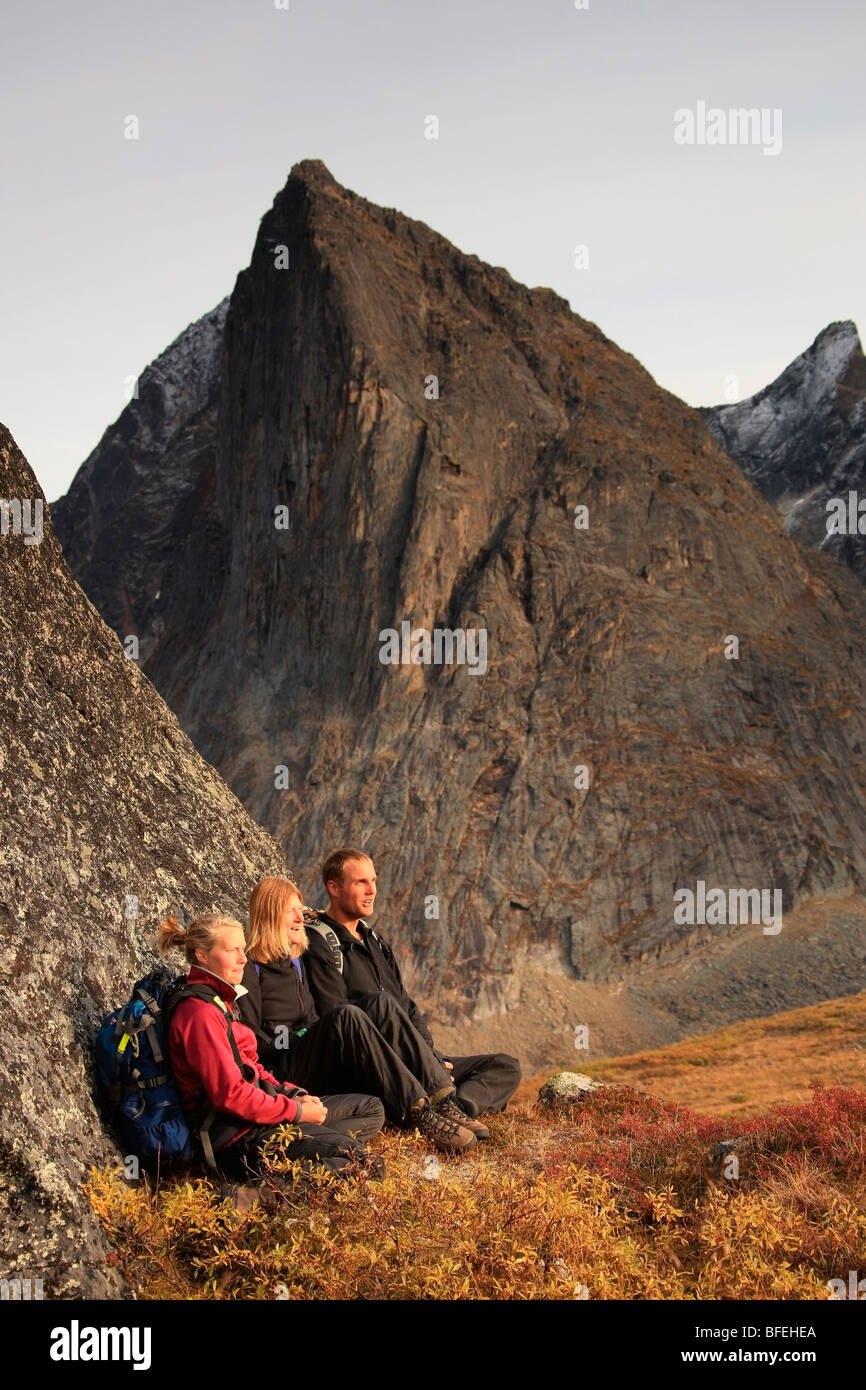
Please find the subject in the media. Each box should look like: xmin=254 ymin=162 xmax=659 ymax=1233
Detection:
xmin=811 ymin=317 xmax=860 ymax=361
xmin=703 ymin=320 xmax=866 ymax=564
xmin=288 ymin=157 xmax=339 ymax=187
xmin=53 ymin=172 xmax=866 ymax=1066
xmin=715 ymin=319 xmax=862 ymax=423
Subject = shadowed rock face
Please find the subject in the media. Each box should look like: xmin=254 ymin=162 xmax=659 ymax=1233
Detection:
xmin=53 ymin=297 xmax=229 ymax=661
xmin=54 ymin=160 xmax=866 ymax=1057
xmin=703 ymin=321 xmax=866 ymax=583
xmin=0 ymin=423 xmax=287 ymax=1296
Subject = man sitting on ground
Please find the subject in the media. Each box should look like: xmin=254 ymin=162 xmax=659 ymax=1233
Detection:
xmin=304 ymin=849 xmax=521 ymax=1136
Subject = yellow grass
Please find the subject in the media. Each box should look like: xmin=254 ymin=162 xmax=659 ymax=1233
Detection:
xmin=515 ymin=990 xmax=866 ymax=1118
xmin=87 ymin=993 xmax=866 ymax=1300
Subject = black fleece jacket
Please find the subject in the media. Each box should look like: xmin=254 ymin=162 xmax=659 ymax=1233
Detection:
xmin=304 ymin=914 xmax=444 ymax=1057
xmin=236 ymin=955 xmax=318 ymax=1068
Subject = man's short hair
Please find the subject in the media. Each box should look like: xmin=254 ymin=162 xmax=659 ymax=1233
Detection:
xmin=322 ymin=848 xmax=371 ymax=892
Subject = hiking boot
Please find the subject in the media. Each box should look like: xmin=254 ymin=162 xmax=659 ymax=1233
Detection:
xmin=220 ymin=1182 xmax=281 ymax=1216
xmin=435 ymin=1095 xmax=490 ymax=1140
xmin=406 ymin=1100 xmax=477 ymax=1153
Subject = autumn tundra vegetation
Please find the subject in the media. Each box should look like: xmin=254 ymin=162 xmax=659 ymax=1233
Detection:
xmin=88 ymin=992 xmax=866 ymax=1301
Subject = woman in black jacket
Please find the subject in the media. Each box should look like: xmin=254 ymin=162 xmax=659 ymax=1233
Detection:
xmin=237 ymin=877 xmax=479 ymax=1153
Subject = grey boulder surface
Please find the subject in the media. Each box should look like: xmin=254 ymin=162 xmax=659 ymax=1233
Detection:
xmin=536 ymin=1072 xmax=605 ymax=1105
xmin=0 ymin=422 xmax=288 ymax=1297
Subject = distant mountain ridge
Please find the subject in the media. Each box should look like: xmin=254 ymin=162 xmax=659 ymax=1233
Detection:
xmin=54 ymin=296 xmax=228 ymax=656
xmin=702 ymin=320 xmax=866 ymax=584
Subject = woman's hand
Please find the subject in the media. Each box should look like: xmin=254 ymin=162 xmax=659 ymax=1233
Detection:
xmin=299 ymin=1095 xmax=328 ymax=1125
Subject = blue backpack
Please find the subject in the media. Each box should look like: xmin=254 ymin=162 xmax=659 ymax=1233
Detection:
xmin=95 ymin=968 xmax=234 ymax=1171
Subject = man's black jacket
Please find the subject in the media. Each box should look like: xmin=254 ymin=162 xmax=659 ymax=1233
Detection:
xmin=304 ymin=913 xmax=445 ymax=1057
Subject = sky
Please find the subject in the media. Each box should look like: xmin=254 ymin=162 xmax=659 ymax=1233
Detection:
xmin=2 ymin=0 xmax=864 ymax=502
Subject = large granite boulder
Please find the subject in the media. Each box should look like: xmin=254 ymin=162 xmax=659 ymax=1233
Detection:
xmin=0 ymin=423 xmax=287 ymax=1296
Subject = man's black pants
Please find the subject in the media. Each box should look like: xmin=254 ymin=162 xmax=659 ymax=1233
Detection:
xmin=271 ymin=992 xmax=520 ymax=1121
xmin=270 ymin=997 xmax=450 ymax=1122
xmin=446 ymin=1052 xmax=522 ymax=1117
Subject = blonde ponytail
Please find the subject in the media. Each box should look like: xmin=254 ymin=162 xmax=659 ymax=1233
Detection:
xmin=157 ymin=914 xmax=187 ymax=957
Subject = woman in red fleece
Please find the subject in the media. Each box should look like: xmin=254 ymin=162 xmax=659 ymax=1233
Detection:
xmin=158 ymin=912 xmax=384 ymax=1180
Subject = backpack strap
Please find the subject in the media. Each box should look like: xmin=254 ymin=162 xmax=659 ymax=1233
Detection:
xmin=108 ymin=989 xmax=172 ymax=1101
xmin=306 ymin=918 xmax=344 ymax=973
xmin=198 ymin=1110 xmax=218 ymax=1173
xmin=134 ymin=986 xmax=165 ymax=1064
xmin=164 ymin=982 xmax=256 ymax=1170
xmin=173 ymin=985 xmax=251 ymax=1073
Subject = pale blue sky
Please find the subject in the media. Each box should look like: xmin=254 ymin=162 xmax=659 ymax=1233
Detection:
xmin=2 ymin=0 xmax=863 ymax=501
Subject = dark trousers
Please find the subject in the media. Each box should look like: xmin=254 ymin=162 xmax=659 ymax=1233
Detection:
xmin=271 ymin=995 xmax=452 ymax=1123
xmin=357 ymin=993 xmax=520 ymax=1117
xmin=315 ymin=1090 xmax=386 ymax=1141
xmin=216 ymin=1091 xmax=384 ymax=1180
xmin=448 ymin=1053 xmax=522 ymax=1117
xmin=272 ymin=994 xmax=520 ymax=1121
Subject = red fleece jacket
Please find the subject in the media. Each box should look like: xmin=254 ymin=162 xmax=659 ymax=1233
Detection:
xmin=168 ymin=966 xmax=307 ymax=1132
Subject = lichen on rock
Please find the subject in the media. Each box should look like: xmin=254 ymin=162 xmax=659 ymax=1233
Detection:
xmin=0 ymin=422 xmax=289 ymax=1297
xmin=537 ymin=1071 xmax=606 ymax=1106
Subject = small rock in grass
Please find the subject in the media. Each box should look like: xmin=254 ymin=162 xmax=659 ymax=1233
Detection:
xmin=537 ymin=1071 xmax=605 ymax=1106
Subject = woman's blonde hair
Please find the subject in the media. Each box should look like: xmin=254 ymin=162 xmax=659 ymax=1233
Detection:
xmin=247 ymin=877 xmax=308 ymax=964
xmin=156 ymin=912 xmax=245 ymax=967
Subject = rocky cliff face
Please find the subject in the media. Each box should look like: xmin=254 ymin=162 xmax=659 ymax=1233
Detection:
xmin=703 ymin=321 xmax=866 ymax=583
xmin=53 ymin=161 xmax=866 ymax=1064
xmin=53 ymin=296 xmax=228 ymax=658
xmin=0 ymin=423 xmax=287 ymax=1297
